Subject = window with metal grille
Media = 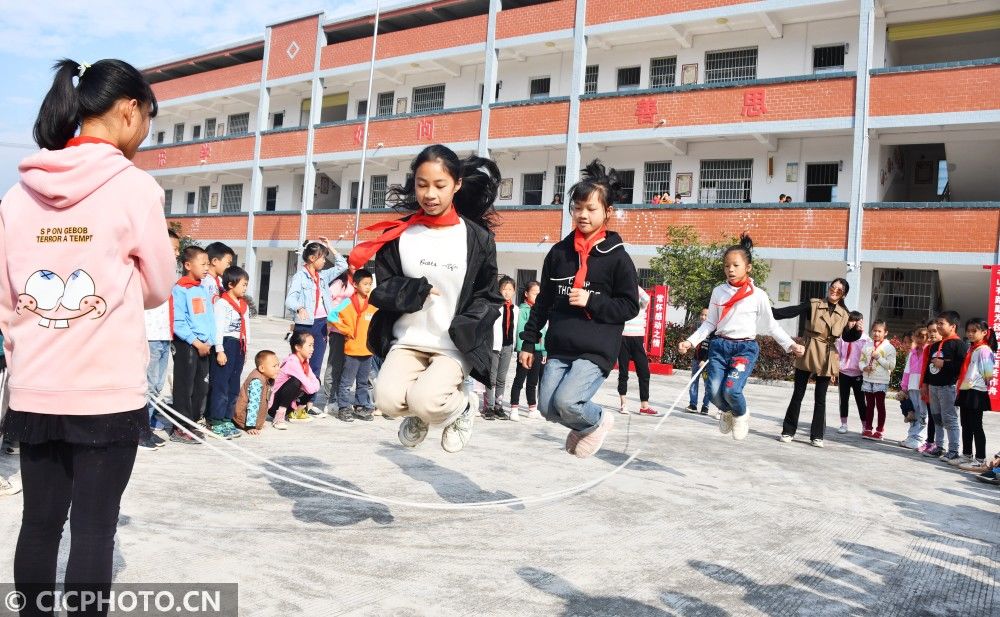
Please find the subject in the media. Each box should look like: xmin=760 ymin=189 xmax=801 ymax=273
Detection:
xmin=357 ymin=100 xmax=367 ymax=117
xmin=369 ymin=175 xmax=388 ymax=208
xmin=192 ymin=125 xmax=201 ymax=140
xmin=704 ymin=48 xmax=758 ymax=84
xmin=173 ymin=123 xmax=184 ymax=143
xmin=376 ymin=92 xmax=394 ymax=117
xmin=616 ymin=169 xmax=635 ymax=204
xmin=265 ymin=186 xmax=278 ymax=212
xmin=205 ymin=118 xmax=216 ymax=138
xmin=637 ymin=268 xmax=659 ymax=289
xmin=644 ymin=161 xmax=672 ymax=202
xmin=529 ymin=77 xmax=550 ymax=99
xmin=554 ymin=166 xmax=566 ymax=203
xmin=163 ymin=189 xmax=173 ymax=214
xmin=650 ymin=57 xmax=677 ymax=88
xmin=617 ymin=66 xmax=641 ymax=91
xmin=221 ymin=184 xmax=243 ymax=213
xmin=198 ymin=186 xmax=210 ymax=214
xmin=698 ymin=159 xmax=753 ymax=203
xmin=186 ymin=191 xmax=196 ymax=214
xmin=813 ymin=44 xmax=846 ymax=73
xmin=350 ymin=182 xmax=359 ymax=209
xmin=805 ymin=163 xmax=839 ymax=202
xmin=523 ymin=173 xmax=544 ymax=205
xmin=412 ymin=84 xmax=445 ymax=112
xmin=227 ymin=113 xmax=249 ymax=135
xmin=585 ymin=65 xmax=599 ymax=94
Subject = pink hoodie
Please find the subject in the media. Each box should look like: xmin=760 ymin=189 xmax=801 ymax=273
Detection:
xmin=269 ymin=353 xmax=321 ymax=409
xmin=0 ymin=141 xmax=176 ymax=414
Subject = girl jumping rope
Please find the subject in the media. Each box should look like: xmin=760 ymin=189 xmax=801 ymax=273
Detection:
xmin=679 ymin=234 xmax=804 ymax=440
xmin=351 ymin=144 xmax=503 ymax=453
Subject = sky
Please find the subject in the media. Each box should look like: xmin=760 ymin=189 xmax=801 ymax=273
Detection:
xmin=0 ymin=0 xmax=378 ymax=191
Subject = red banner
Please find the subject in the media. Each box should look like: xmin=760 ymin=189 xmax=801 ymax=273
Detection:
xmin=647 ymin=285 xmax=669 ymax=359
xmin=987 ymin=266 xmax=1000 ymax=411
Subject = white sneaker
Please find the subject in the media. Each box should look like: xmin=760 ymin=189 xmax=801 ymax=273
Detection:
xmin=510 ymin=407 xmax=520 ymax=422
xmin=778 ymin=434 xmax=793 ymax=443
xmin=0 ymin=475 xmax=22 ymax=496
xmin=950 ymin=454 xmax=973 ymax=467
xmin=527 ymin=407 xmax=543 ymax=420
xmin=810 ymin=439 xmax=824 ymax=448
xmin=323 ymin=404 xmax=337 ymax=416
xmin=959 ymin=458 xmax=986 ymax=471
xmin=718 ymin=411 xmax=734 ymax=435
xmin=618 ymin=401 xmax=630 ymax=415
xmin=398 ymin=416 xmax=429 ymax=448
xmin=441 ymin=405 xmax=474 ymax=453
xmin=731 ymin=414 xmax=749 ymax=440
xmin=836 ymin=424 xmax=848 ymax=435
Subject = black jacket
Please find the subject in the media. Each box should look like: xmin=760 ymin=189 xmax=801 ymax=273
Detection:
xmin=521 ymin=230 xmax=639 ymax=375
xmin=367 ymin=216 xmax=503 ymax=387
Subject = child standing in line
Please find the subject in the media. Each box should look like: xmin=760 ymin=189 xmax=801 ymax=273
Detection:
xmin=316 ymin=271 xmax=354 ymax=415
xmin=954 ymin=318 xmax=994 ymax=469
xmin=201 ymin=242 xmax=235 ymax=302
xmin=680 ymin=234 xmax=804 ymax=441
xmin=141 ymin=227 xmax=181 ymax=450
xmin=899 ymin=325 xmax=930 ymax=449
xmin=171 ymin=246 xmax=216 ymax=444
xmin=269 ymin=332 xmax=321 ymax=429
xmin=618 ymin=286 xmax=660 ymax=417
xmin=835 ymin=311 xmax=868 ymax=434
xmin=519 ymin=161 xmax=640 ymax=458
xmin=510 ymin=281 xmax=546 ymax=420
xmin=485 ymin=276 xmax=518 ymax=421
xmin=684 ymin=308 xmax=713 ymax=415
xmin=919 ymin=319 xmax=942 ymax=454
xmin=234 ymin=350 xmax=280 ymax=435
xmin=859 ymin=320 xmax=896 ymax=440
xmin=334 ymin=269 xmax=378 ymax=423
xmin=206 ymin=266 xmax=250 ymax=439
xmin=922 ymin=310 xmax=968 ymax=461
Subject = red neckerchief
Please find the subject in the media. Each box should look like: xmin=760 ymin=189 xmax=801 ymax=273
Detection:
xmin=299 ymin=357 xmax=310 ymax=376
xmin=176 ymin=276 xmax=201 ymax=289
xmin=504 ymin=301 xmax=513 ymax=336
xmin=526 ymin=297 xmax=535 ymax=307
xmin=213 ymin=275 xmax=223 ymax=301
xmin=221 ymin=292 xmax=248 ymax=353
xmin=170 ymin=276 xmax=203 ymax=339
xmin=867 ymin=339 xmax=886 ymax=370
xmin=348 ymin=208 xmax=461 ymax=270
xmin=65 ymin=136 xmax=118 ymax=149
xmin=572 ymin=227 xmax=607 ymax=289
xmin=718 ymin=278 xmax=754 ymax=323
xmin=958 ymin=340 xmax=988 ymax=387
xmin=350 ymin=292 xmax=370 ymax=339
xmin=305 ymin=266 xmax=321 ymax=313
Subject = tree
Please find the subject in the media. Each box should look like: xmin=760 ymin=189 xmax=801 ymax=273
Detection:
xmin=649 ymin=226 xmax=770 ymax=324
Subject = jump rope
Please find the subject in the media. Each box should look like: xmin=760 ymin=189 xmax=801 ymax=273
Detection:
xmin=150 ymin=361 xmax=705 ymax=511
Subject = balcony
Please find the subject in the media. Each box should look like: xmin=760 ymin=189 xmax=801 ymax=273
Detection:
xmin=135 ymin=135 xmax=255 ymax=172
xmin=166 ymin=213 xmax=248 ymax=242
xmin=489 ymin=98 xmax=570 ymax=143
xmin=586 ymin=0 xmax=753 ymax=26
xmin=862 ymin=202 xmax=1000 ymax=258
xmin=151 ymin=61 xmax=263 ymax=103
xmin=496 ymin=0 xmax=575 ymax=40
xmin=869 ymin=58 xmax=1000 ymax=124
xmin=313 ymin=107 xmax=482 ymax=157
xmin=260 ymin=128 xmax=309 ymax=161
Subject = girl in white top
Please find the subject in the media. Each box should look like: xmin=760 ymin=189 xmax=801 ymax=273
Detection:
xmin=679 ymin=234 xmax=804 ymax=440
xmin=956 ymin=318 xmax=995 ymax=468
xmin=859 ymin=320 xmax=896 ymax=440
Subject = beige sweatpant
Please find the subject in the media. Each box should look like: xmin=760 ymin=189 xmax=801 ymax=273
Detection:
xmin=375 ymin=347 xmax=467 ymax=427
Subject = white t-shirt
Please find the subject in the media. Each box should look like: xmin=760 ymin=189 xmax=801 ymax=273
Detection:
xmin=392 ymin=222 xmax=469 ymax=371
xmin=144 ymin=301 xmax=171 ymax=342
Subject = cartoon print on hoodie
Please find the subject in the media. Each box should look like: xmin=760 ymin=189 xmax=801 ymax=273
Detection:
xmin=17 ymin=269 xmax=107 ymax=328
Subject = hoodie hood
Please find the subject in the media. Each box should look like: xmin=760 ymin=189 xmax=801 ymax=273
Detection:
xmin=18 ymin=142 xmax=132 ymax=209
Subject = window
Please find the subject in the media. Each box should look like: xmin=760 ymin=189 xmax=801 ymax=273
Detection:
xmin=357 ymin=100 xmax=368 ymax=117
xmin=376 ymin=92 xmax=394 ymax=117
xmin=554 ymin=165 xmax=566 ymax=203
xmin=350 ymin=181 xmax=360 ymax=209
xmin=698 ymin=159 xmax=753 ymax=203
xmin=705 ymin=47 xmax=758 ymax=84
xmin=616 ymin=170 xmax=635 ymax=204
xmin=805 ymin=163 xmax=839 ymax=202
xmin=173 ymin=123 xmax=184 ymax=143
xmin=163 ymin=189 xmax=173 ymax=214
xmin=205 ymin=118 xmax=217 ymax=138
xmin=637 ymin=268 xmax=659 ymax=289
xmin=197 ymin=186 xmax=210 ymax=214
xmin=584 ymin=65 xmax=599 ymax=94
xmin=813 ymin=44 xmax=846 ymax=73
xmin=522 ymin=173 xmax=544 ymax=205
xmin=650 ymin=56 xmax=677 ymax=88
xmin=257 ymin=261 xmax=271 ymax=315
xmin=369 ymin=175 xmax=388 ymax=208
xmin=529 ymin=77 xmax=551 ymax=99
xmin=479 ymin=82 xmax=502 ymax=103
xmin=644 ymin=161 xmax=672 ymax=203
xmin=192 ymin=125 xmax=201 ymax=140
xmin=227 ymin=113 xmax=250 ymax=135
xmin=265 ymin=186 xmax=278 ymax=212
xmin=221 ymin=184 xmax=243 ymax=213
xmin=272 ymin=112 xmax=284 ymax=129
xmin=185 ymin=191 xmax=196 ymax=214
xmin=798 ymin=281 xmax=829 ymax=336
xmin=617 ymin=66 xmax=641 ymax=91
xmin=412 ymin=84 xmax=446 ymax=112
xmin=156 ymin=131 xmax=165 ymax=145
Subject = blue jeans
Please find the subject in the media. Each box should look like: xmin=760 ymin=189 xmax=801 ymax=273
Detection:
xmin=905 ymin=389 xmax=928 ymax=443
xmin=294 ymin=318 xmax=328 ymax=378
xmin=928 ymin=384 xmax=960 ymax=454
xmin=338 ymin=355 xmax=374 ymax=410
xmin=689 ymin=359 xmax=711 ymax=409
xmin=146 ymin=341 xmax=170 ymax=427
xmin=207 ymin=337 xmax=245 ymax=422
xmin=538 ymin=357 xmax=606 ymax=434
xmin=704 ymin=338 xmax=760 ymax=418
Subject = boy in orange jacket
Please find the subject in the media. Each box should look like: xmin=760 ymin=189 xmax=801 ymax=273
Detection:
xmin=334 ymin=269 xmax=378 ymax=422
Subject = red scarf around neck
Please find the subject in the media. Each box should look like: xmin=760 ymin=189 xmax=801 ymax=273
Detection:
xmin=170 ymin=276 xmax=204 ymax=339
xmin=350 ymin=293 xmax=370 ymax=339
xmin=572 ymin=227 xmax=606 ymax=289
xmin=958 ymin=339 xmax=988 ymax=387
xmin=504 ymin=301 xmax=513 ymax=335
xmin=867 ymin=338 xmax=887 ymax=370
xmin=718 ymin=278 xmax=754 ymax=323
xmin=348 ymin=208 xmax=461 ymax=271
xmin=220 ymin=292 xmax=248 ymax=353
xmin=66 ymin=136 xmax=118 ymax=149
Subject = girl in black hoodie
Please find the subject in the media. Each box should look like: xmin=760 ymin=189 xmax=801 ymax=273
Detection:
xmin=519 ymin=161 xmax=639 ymax=459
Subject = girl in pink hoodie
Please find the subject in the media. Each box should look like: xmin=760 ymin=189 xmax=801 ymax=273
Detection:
xmin=0 ymin=59 xmax=175 ymax=607
xmin=268 ymin=331 xmax=321 ymax=429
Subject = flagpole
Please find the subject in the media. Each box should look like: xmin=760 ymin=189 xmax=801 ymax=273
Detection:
xmin=352 ymin=0 xmax=381 ymax=250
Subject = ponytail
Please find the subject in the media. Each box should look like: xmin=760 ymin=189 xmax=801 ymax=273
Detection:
xmin=34 ymin=58 xmax=157 ymax=151
xmin=568 ymin=159 xmax=622 ymax=211
xmin=724 ymin=232 xmax=755 ymax=264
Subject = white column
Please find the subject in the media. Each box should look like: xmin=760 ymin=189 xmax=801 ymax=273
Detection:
xmin=478 ymin=0 xmax=501 ymax=156
xmin=846 ymin=0 xmax=875 ymax=305
xmin=561 ymin=0 xmax=587 ymax=238
xmin=245 ymin=26 xmax=273 ymax=301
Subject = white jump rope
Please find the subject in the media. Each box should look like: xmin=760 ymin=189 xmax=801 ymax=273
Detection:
xmin=150 ymin=362 xmax=705 ymax=511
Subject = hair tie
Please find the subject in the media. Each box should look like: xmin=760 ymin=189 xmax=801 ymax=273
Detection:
xmin=77 ymin=63 xmax=91 ymax=78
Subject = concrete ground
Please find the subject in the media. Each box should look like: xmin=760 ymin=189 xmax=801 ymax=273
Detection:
xmin=1 ymin=317 xmax=997 ymax=616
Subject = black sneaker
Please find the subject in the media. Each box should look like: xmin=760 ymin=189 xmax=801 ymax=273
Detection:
xmin=139 ymin=436 xmax=158 ymax=450
xmin=483 ymin=407 xmax=496 ymax=421
xmin=150 ymin=432 xmax=167 ymax=448
xmin=337 ymin=408 xmax=355 ymax=423
xmin=684 ymin=404 xmax=698 ymax=414
xmin=976 ymin=468 xmax=999 ymax=485
xmin=2 ymin=441 xmax=18 ymax=456
xmin=700 ymin=407 xmax=709 ymax=415
xmin=169 ymin=429 xmax=201 ymax=444
xmin=494 ymin=405 xmax=510 ymax=421
xmin=353 ymin=408 xmax=374 ymax=422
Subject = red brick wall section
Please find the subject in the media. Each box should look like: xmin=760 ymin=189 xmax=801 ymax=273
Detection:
xmin=170 ymin=216 xmax=248 ymax=243
xmin=579 ymin=79 xmax=855 ymax=132
xmin=863 ymin=209 xmax=1000 ymax=253
xmin=307 ymin=211 xmax=400 ymax=241
xmin=261 ymin=130 xmax=309 ymax=160
xmin=267 ymin=16 xmax=319 ymax=80
xmin=494 ymin=210 xmax=562 ymax=244
xmin=489 ymin=102 xmax=570 ymax=139
xmin=587 ymin=0 xmax=752 ymax=25
xmin=254 ymin=214 xmax=302 ymax=242
xmin=313 ymin=110 xmax=481 ymax=154
xmin=496 ymin=0 xmax=575 ymax=39
xmin=134 ymin=137 xmax=255 ymax=171
xmin=869 ymin=66 xmax=1000 ymax=116
xmin=614 ymin=208 xmax=849 ymax=250
xmin=152 ymin=61 xmax=263 ymax=102
xmin=321 ymin=14 xmax=488 ymax=69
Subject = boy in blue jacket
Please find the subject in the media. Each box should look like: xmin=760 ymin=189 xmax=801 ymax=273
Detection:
xmin=171 ymin=246 xmax=216 ymax=444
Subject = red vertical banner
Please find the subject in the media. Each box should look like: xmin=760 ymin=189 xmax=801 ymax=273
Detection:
xmin=987 ymin=266 xmax=1000 ymax=411
xmin=647 ymin=285 xmax=669 ymax=359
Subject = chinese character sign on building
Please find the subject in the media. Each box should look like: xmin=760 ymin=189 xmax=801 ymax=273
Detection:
xmin=987 ymin=265 xmax=1000 ymax=411
xmin=198 ymin=143 xmax=211 ymax=164
xmin=635 ymin=98 xmax=658 ymax=124
xmin=741 ymin=89 xmax=767 ymax=117
xmin=156 ymin=151 xmax=167 ymax=167
xmin=417 ymin=118 xmax=435 ymax=141
xmin=647 ymin=285 xmax=669 ymax=359
xmin=353 ymin=125 xmax=364 ymax=146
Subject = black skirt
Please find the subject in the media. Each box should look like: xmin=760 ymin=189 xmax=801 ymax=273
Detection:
xmin=956 ymin=389 xmax=992 ymax=413
xmin=0 ymin=408 xmax=150 ymax=446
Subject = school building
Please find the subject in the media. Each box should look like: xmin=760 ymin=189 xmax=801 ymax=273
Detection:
xmin=137 ymin=0 xmax=1000 ymax=335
